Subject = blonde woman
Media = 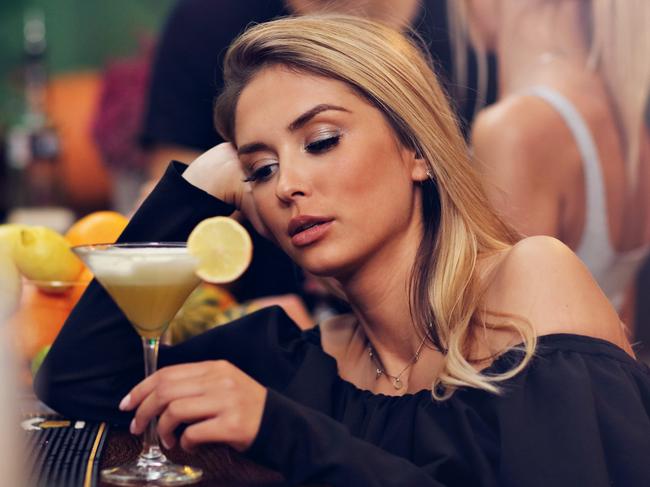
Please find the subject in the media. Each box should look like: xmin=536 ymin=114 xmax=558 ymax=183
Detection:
xmin=450 ymin=0 xmax=650 ymax=317
xmin=36 ymin=16 xmax=650 ymax=486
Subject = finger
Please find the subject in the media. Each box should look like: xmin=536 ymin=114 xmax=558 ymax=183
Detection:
xmin=179 ymin=417 xmax=225 ymax=452
xmin=157 ymin=396 xmax=224 ymax=449
xmin=131 ymin=378 xmax=207 ymax=435
xmin=120 ymin=362 xmax=210 ymax=411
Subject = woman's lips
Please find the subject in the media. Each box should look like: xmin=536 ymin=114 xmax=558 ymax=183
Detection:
xmin=290 ymin=220 xmax=333 ymax=247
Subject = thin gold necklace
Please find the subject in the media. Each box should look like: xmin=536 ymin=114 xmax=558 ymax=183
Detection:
xmin=366 ymin=334 xmax=427 ymax=390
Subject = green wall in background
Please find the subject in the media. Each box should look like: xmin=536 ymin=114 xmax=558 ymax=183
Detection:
xmin=0 ymin=0 xmax=176 ymax=125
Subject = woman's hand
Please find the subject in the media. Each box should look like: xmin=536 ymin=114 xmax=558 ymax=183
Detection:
xmin=182 ymin=143 xmax=245 ymax=207
xmin=182 ymin=143 xmax=270 ymax=238
xmin=119 ymin=361 xmax=267 ymax=452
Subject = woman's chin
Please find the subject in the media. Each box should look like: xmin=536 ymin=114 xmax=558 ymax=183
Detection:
xmin=300 ymin=263 xmax=340 ymax=279
xmin=289 ymin=252 xmax=339 ymax=276
xmin=299 ymin=259 xmax=356 ymax=282
xmin=283 ymin=243 xmax=357 ymax=280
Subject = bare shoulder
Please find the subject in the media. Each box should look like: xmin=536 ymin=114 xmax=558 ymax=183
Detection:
xmin=472 ymin=98 xmax=574 ymax=236
xmin=472 ymin=97 xmax=553 ymax=153
xmin=483 ymin=236 xmax=631 ymax=353
xmin=472 ymin=96 xmax=572 ymax=179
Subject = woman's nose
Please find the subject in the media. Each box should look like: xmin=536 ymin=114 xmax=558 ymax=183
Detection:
xmin=275 ymin=161 xmax=310 ymax=203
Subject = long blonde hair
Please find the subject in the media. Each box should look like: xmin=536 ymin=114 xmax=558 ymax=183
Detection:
xmin=448 ymin=0 xmax=650 ymax=183
xmin=214 ymin=15 xmax=535 ymax=399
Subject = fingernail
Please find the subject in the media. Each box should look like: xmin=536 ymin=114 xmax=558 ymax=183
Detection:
xmin=119 ymin=394 xmax=131 ymax=411
xmin=161 ymin=438 xmax=170 ymax=449
xmin=129 ymin=419 xmax=137 ymax=434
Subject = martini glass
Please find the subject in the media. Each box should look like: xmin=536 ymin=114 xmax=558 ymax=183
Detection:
xmin=73 ymin=242 xmax=203 ymax=485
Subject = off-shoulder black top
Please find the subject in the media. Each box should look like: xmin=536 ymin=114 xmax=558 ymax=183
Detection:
xmin=35 ymin=162 xmax=650 ymax=487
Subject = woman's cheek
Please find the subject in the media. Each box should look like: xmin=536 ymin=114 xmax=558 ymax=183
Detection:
xmin=253 ymin=194 xmax=285 ymax=243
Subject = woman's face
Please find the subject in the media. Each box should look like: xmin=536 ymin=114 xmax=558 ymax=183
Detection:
xmin=234 ymin=65 xmax=428 ymax=279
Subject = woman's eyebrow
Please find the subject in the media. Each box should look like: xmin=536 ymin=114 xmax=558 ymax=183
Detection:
xmin=237 ymin=142 xmax=271 ymax=156
xmin=287 ymin=104 xmax=350 ymax=132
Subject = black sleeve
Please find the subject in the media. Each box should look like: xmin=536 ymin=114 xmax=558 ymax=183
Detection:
xmin=247 ymin=390 xmax=448 ymax=487
xmin=245 ymin=341 xmax=650 ymax=487
xmin=491 ymin=340 xmax=650 ymax=487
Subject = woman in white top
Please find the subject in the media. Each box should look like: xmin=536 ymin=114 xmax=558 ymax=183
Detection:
xmin=450 ymin=0 xmax=650 ymax=320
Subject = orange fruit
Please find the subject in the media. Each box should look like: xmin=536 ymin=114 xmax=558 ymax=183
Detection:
xmin=77 ymin=266 xmax=94 ymax=282
xmin=6 ymin=280 xmax=87 ymax=360
xmin=68 ymin=267 xmax=94 ymax=303
xmin=65 ymin=211 xmax=128 ymax=247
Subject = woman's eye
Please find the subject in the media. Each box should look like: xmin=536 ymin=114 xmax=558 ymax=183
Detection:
xmin=243 ymin=163 xmax=278 ymax=183
xmin=304 ymin=133 xmax=341 ymax=154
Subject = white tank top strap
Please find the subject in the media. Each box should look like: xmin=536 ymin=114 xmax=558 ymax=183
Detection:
xmin=522 ymin=86 xmax=650 ymax=312
xmin=524 ymin=86 xmax=611 ymax=259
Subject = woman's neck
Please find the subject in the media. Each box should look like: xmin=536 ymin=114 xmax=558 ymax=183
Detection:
xmin=495 ymin=1 xmax=591 ymax=97
xmin=334 ymin=247 xmax=448 ymax=395
xmin=334 ymin=221 xmax=426 ymax=365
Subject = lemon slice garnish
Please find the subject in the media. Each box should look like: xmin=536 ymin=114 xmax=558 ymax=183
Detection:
xmin=187 ymin=217 xmax=253 ymax=284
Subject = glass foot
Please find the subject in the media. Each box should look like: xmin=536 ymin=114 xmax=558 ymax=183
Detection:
xmin=100 ymin=451 xmax=203 ymax=486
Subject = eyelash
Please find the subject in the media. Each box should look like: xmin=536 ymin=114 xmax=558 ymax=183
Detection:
xmin=243 ymin=133 xmax=342 ymax=183
xmin=304 ymin=133 xmax=341 ymax=154
xmin=243 ymin=163 xmax=276 ymax=183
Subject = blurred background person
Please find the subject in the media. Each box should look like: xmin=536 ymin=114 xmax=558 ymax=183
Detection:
xmin=139 ymin=0 xmax=497 ymax=322
xmin=141 ymin=0 xmax=493 ymax=183
xmin=0 ymin=243 xmax=25 ymax=487
xmin=0 ymin=336 xmax=23 ymax=487
xmin=450 ymin=0 xmax=650 ymax=342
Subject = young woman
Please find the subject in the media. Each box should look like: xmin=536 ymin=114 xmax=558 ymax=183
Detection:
xmin=36 ymin=15 xmax=650 ymax=486
xmin=450 ymin=0 xmax=650 ymax=315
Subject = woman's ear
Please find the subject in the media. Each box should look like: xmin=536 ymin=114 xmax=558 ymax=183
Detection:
xmin=410 ymin=153 xmax=431 ymax=183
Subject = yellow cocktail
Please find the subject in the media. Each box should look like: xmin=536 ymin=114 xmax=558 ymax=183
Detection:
xmin=84 ymin=246 xmax=200 ymax=338
xmin=73 ymin=243 xmax=203 ymax=486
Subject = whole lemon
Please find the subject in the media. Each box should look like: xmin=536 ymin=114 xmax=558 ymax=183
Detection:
xmin=0 ymin=224 xmax=28 ymax=252
xmin=13 ymin=227 xmax=84 ymax=284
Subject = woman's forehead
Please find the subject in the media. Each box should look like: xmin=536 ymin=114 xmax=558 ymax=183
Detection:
xmin=233 ymin=65 xmax=372 ymax=139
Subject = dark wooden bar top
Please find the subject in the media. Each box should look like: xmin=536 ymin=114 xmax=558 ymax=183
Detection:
xmin=99 ymin=429 xmax=286 ymax=487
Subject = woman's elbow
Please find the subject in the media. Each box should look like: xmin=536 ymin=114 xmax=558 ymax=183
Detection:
xmin=33 ymin=356 xmax=132 ymax=425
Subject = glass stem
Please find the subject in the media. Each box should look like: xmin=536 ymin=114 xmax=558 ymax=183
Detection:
xmin=140 ymin=336 xmax=163 ymax=460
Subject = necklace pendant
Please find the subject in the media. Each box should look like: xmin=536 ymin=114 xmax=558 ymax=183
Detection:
xmin=375 ymin=368 xmax=383 ymax=379
xmin=392 ymin=377 xmax=403 ymax=390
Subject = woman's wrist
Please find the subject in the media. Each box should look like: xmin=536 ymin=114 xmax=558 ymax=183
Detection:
xmin=181 ymin=164 xmax=234 ymax=204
